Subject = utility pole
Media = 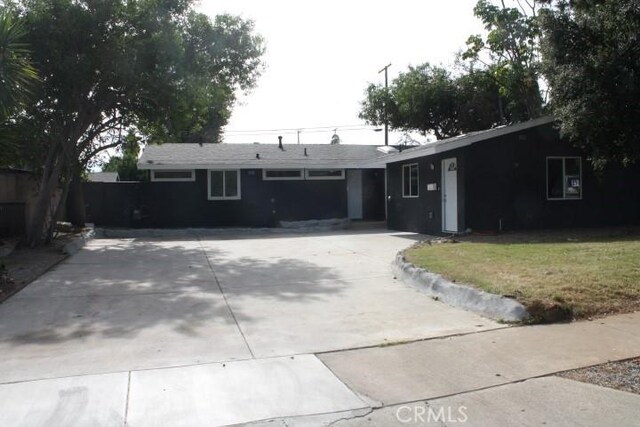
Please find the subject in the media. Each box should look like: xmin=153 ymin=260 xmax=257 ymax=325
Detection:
xmin=378 ymin=63 xmax=391 ymax=146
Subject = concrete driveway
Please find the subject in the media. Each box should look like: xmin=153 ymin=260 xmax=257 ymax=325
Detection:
xmin=0 ymin=229 xmax=502 ymax=425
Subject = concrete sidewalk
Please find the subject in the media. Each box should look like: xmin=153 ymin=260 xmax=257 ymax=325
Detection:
xmin=257 ymin=312 xmax=640 ymax=426
xmin=1 ymin=312 xmax=637 ymax=426
xmin=319 ymin=311 xmax=640 ymax=406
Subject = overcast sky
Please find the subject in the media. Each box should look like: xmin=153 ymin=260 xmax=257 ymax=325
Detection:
xmin=197 ymin=0 xmax=485 ymax=146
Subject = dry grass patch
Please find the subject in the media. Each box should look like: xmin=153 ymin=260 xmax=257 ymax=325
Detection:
xmin=404 ymin=228 xmax=640 ymax=321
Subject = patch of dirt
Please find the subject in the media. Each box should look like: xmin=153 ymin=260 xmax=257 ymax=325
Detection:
xmin=557 ymin=358 xmax=640 ymax=395
xmin=0 ymin=240 xmax=68 ymax=303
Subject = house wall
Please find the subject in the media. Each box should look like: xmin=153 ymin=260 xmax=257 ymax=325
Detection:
xmin=464 ymin=123 xmax=640 ymax=231
xmin=387 ymin=123 xmax=640 ymax=234
xmin=84 ymin=168 xmax=385 ymax=228
xmin=386 ymin=149 xmax=467 ymax=234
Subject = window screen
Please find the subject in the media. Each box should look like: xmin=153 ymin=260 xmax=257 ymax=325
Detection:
xmin=152 ymin=170 xmax=194 ymax=181
xmin=208 ymin=170 xmax=240 ymax=200
xmin=402 ymin=164 xmax=419 ymax=197
xmin=547 ymin=157 xmax=581 ymax=200
xmin=263 ymin=169 xmax=303 ymax=180
xmin=306 ymin=169 xmax=345 ymax=179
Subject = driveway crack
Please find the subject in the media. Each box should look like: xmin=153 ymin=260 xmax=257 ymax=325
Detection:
xmin=197 ymin=238 xmax=256 ymax=359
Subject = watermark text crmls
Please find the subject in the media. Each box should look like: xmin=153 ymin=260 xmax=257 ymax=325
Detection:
xmin=396 ymin=405 xmax=468 ymax=424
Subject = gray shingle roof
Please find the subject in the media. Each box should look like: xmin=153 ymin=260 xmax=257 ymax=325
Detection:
xmin=138 ymin=143 xmax=391 ymax=169
xmin=89 ymin=172 xmax=119 ymax=182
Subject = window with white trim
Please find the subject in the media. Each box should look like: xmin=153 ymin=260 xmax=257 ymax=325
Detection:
xmin=402 ymin=163 xmax=419 ymax=198
xmin=547 ymin=157 xmax=582 ymax=200
xmin=151 ymin=170 xmax=195 ymax=182
xmin=262 ymin=169 xmax=304 ymax=180
xmin=305 ymin=169 xmax=345 ymax=180
xmin=208 ymin=170 xmax=241 ymax=200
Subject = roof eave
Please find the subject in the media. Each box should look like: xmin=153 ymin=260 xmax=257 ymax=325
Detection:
xmin=137 ymin=161 xmax=386 ymax=170
xmin=383 ymin=116 xmax=555 ymax=164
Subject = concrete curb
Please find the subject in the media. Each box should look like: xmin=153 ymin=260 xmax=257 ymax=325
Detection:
xmin=392 ymin=252 xmax=529 ymax=322
xmin=62 ymin=227 xmax=95 ymax=255
xmin=97 ymin=219 xmax=351 ymax=239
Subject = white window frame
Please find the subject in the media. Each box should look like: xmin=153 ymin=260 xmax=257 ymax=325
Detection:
xmin=262 ymin=169 xmax=304 ymax=181
xmin=305 ymin=169 xmax=345 ymax=180
xmin=151 ymin=169 xmax=195 ymax=182
xmin=207 ymin=169 xmax=241 ymax=200
xmin=546 ymin=156 xmax=583 ymax=201
xmin=402 ymin=163 xmax=419 ymax=198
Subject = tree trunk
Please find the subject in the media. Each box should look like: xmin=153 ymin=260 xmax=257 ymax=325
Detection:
xmin=46 ymin=174 xmax=72 ymax=244
xmin=25 ymin=149 xmax=64 ymax=247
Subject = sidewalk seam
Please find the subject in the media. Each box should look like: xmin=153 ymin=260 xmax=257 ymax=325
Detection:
xmin=197 ymin=237 xmax=256 ymax=359
xmin=123 ymin=371 xmax=132 ymax=427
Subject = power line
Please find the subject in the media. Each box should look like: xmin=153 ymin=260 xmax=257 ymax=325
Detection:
xmin=223 ymin=124 xmax=380 ymax=135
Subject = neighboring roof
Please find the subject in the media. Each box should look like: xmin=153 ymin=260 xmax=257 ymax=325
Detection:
xmin=138 ymin=143 xmax=394 ymax=170
xmin=89 ymin=172 xmax=119 ymax=182
xmin=359 ymin=116 xmax=556 ymax=166
xmin=0 ymin=167 xmax=34 ymax=175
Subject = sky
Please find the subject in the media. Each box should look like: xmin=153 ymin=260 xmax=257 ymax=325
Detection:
xmin=197 ymin=0 xmax=485 ymax=146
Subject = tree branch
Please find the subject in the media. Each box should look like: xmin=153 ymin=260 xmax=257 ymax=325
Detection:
xmin=80 ymin=141 xmax=123 ymax=167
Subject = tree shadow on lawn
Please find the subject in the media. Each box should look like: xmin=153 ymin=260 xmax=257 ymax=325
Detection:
xmin=0 ymin=237 xmax=346 ymax=345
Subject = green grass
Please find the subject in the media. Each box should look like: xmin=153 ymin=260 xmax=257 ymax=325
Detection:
xmin=404 ymin=229 xmax=640 ymax=321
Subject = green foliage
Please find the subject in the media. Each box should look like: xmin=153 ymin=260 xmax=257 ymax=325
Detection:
xmin=540 ymin=0 xmax=640 ymax=168
xmin=359 ymin=64 xmax=503 ymax=139
xmin=0 ymin=8 xmax=39 ymax=165
xmin=11 ymin=0 xmax=264 ymax=161
xmin=463 ymin=0 xmax=544 ymax=121
xmin=101 ymin=130 xmax=147 ymax=182
xmin=359 ymin=1 xmax=546 ymax=139
xmin=4 ymin=0 xmax=264 ymax=246
xmin=0 ymin=9 xmax=39 ymax=122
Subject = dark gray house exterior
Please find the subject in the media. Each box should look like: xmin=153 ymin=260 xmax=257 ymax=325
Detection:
xmin=84 ymin=143 xmax=389 ymax=228
xmin=83 ymin=117 xmax=640 ymax=232
xmin=383 ymin=117 xmax=640 ymax=234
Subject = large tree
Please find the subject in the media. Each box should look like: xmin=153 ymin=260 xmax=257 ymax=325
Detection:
xmin=359 ymin=64 xmax=503 ymax=140
xmin=540 ymin=0 xmax=640 ymax=169
xmin=359 ymin=1 xmax=546 ymax=140
xmin=462 ymin=0 xmax=545 ymax=122
xmin=4 ymin=0 xmax=264 ymax=246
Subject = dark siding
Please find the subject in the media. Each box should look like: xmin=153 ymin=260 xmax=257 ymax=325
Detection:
xmin=386 ymin=123 xmax=640 ymax=233
xmin=84 ymin=182 xmax=139 ymax=227
xmin=387 ymin=150 xmax=466 ymax=234
xmin=362 ymin=169 xmax=386 ymax=221
xmin=465 ymin=124 xmax=640 ymax=231
xmin=84 ymin=169 xmax=350 ymax=228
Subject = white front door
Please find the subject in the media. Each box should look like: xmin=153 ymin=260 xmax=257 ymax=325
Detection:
xmin=442 ymin=158 xmax=458 ymax=232
xmin=347 ymin=170 xmax=363 ymax=219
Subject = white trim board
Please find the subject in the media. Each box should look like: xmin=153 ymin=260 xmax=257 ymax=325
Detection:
xmin=207 ymin=169 xmax=241 ymax=201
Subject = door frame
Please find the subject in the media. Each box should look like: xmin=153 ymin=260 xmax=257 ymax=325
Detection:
xmin=441 ymin=157 xmax=458 ymax=232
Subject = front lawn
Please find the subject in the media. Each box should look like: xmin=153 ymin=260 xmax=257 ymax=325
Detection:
xmin=404 ymin=228 xmax=640 ymax=321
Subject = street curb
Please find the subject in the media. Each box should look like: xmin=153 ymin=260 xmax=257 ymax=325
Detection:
xmin=62 ymin=227 xmax=95 ymax=255
xmin=392 ymin=252 xmax=529 ymax=322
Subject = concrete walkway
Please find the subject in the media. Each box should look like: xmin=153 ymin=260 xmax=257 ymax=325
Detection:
xmin=0 ymin=230 xmax=638 ymax=426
